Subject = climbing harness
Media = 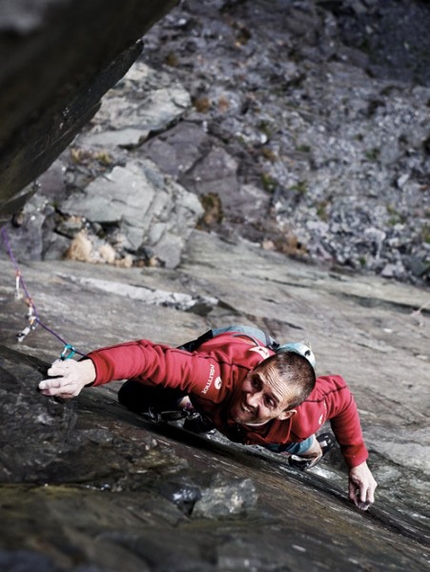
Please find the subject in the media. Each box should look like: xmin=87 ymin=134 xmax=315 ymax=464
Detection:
xmin=1 ymin=226 xmax=86 ymax=360
xmin=179 ymin=324 xmax=316 ymax=369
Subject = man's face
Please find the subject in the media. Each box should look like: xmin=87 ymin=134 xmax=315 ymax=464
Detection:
xmin=229 ymin=360 xmax=296 ymax=426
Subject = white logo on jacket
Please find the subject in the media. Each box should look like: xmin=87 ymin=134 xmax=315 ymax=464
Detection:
xmin=202 ymin=364 xmax=216 ymax=394
xmin=249 ymin=346 xmax=271 ymax=360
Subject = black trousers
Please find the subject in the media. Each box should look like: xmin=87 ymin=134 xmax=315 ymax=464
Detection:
xmin=118 ymin=379 xmax=187 ymax=414
xmin=117 ymin=332 xmax=211 ymax=415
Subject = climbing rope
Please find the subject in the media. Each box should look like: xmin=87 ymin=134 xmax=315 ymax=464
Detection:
xmin=0 ymin=226 xmax=86 ymax=359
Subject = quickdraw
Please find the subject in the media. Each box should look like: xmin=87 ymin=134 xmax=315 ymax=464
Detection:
xmin=16 ymin=304 xmax=38 ymax=343
xmin=1 ymin=226 xmax=86 ymax=360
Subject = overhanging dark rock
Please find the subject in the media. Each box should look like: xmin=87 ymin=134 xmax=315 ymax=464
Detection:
xmin=0 ymin=0 xmax=177 ymax=221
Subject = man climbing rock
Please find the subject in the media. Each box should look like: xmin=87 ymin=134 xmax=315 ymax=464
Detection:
xmin=38 ymin=326 xmax=377 ymax=511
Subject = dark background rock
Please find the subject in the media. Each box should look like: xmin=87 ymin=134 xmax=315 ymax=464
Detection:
xmin=129 ymin=0 xmax=430 ymax=284
xmin=0 ymin=0 xmax=177 ymax=220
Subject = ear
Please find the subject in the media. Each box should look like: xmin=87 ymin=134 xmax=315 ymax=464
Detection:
xmin=277 ymin=409 xmax=297 ymax=421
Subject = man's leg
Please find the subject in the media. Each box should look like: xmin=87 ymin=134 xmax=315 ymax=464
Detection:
xmin=265 ymin=434 xmax=334 ymax=470
xmin=287 ymin=434 xmax=334 ymax=470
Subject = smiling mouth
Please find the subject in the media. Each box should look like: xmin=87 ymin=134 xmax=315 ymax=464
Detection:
xmin=241 ymin=402 xmax=253 ymax=415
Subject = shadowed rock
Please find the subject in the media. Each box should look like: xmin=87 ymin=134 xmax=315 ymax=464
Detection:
xmin=0 ymin=0 xmax=177 ymax=221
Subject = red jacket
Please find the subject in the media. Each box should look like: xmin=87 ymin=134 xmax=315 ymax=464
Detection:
xmin=89 ymin=332 xmax=368 ymax=468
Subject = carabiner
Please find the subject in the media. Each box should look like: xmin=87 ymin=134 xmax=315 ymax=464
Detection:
xmin=60 ymin=344 xmax=76 ymax=360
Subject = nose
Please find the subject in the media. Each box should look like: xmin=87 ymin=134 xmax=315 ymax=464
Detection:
xmin=247 ymin=390 xmax=262 ymax=410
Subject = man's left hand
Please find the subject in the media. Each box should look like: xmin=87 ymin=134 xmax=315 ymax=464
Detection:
xmin=38 ymin=359 xmax=96 ymax=399
xmin=348 ymin=461 xmax=377 ymax=510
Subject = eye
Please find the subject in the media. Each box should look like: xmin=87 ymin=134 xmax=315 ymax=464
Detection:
xmin=250 ymin=375 xmax=262 ymax=391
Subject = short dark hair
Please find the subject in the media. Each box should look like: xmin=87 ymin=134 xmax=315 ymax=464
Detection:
xmin=263 ymin=351 xmax=316 ymax=410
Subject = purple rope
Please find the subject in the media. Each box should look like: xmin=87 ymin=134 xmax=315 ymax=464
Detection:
xmin=1 ymin=226 xmax=86 ymax=357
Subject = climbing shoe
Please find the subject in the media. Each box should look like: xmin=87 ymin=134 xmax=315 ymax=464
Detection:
xmin=140 ymin=406 xmax=188 ymax=424
xmin=288 ymin=432 xmax=335 ymax=471
xmin=183 ymin=411 xmax=216 ymax=434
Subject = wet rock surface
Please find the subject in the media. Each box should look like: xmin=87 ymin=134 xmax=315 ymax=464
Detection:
xmin=0 ymin=230 xmax=429 ymax=570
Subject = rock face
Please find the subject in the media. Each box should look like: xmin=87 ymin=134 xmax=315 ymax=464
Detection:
xmin=0 ymin=0 xmax=177 ymax=220
xmin=0 ymin=231 xmax=429 ymax=571
xmin=0 ymin=0 xmax=430 ymax=569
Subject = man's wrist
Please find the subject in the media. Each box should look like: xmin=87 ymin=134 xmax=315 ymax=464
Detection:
xmin=79 ymin=359 xmax=96 ymax=386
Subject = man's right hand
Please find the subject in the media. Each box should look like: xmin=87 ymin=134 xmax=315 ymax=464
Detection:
xmin=348 ymin=461 xmax=378 ymax=511
xmin=38 ymin=359 xmax=96 ymax=399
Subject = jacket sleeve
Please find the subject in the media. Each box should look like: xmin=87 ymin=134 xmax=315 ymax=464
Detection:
xmin=319 ymin=375 xmax=369 ymax=469
xmin=87 ymin=339 xmax=224 ymax=400
xmin=291 ymin=375 xmax=369 ymax=469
